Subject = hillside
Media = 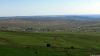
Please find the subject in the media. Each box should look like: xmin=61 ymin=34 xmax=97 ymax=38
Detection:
xmin=0 ymin=15 xmax=100 ymax=32
xmin=0 ymin=31 xmax=99 ymax=56
xmin=0 ymin=31 xmax=100 ymax=48
xmin=0 ymin=15 xmax=100 ymax=55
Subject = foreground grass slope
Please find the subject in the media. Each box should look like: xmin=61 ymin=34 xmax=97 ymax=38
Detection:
xmin=0 ymin=31 xmax=100 ymax=48
xmin=0 ymin=45 xmax=93 ymax=56
xmin=0 ymin=31 xmax=100 ymax=56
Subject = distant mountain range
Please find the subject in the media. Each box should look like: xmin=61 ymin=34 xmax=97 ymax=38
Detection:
xmin=0 ymin=15 xmax=100 ymax=21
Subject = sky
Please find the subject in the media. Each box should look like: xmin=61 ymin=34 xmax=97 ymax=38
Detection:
xmin=0 ymin=0 xmax=100 ymax=16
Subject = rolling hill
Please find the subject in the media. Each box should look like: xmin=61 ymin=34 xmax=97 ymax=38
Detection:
xmin=0 ymin=15 xmax=100 ymax=56
xmin=0 ymin=15 xmax=100 ymax=32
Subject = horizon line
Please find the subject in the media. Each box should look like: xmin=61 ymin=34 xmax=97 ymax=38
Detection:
xmin=0 ymin=14 xmax=100 ymax=17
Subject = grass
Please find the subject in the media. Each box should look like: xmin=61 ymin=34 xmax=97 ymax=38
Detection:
xmin=0 ymin=31 xmax=100 ymax=56
xmin=0 ymin=45 xmax=93 ymax=56
xmin=0 ymin=31 xmax=100 ymax=48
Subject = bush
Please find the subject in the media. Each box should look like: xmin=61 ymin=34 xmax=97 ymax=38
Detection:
xmin=70 ymin=46 xmax=75 ymax=49
xmin=46 ymin=43 xmax=51 ymax=47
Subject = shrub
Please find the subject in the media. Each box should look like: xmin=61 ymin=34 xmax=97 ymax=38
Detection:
xmin=46 ymin=43 xmax=51 ymax=47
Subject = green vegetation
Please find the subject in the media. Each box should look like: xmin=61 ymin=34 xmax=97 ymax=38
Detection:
xmin=0 ymin=31 xmax=100 ymax=56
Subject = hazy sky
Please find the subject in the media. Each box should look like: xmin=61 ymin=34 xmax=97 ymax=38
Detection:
xmin=0 ymin=0 xmax=100 ymax=16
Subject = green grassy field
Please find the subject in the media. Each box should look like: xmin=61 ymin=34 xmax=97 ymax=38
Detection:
xmin=0 ymin=31 xmax=100 ymax=56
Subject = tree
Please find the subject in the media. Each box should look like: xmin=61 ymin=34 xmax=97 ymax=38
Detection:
xmin=25 ymin=27 xmax=33 ymax=32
